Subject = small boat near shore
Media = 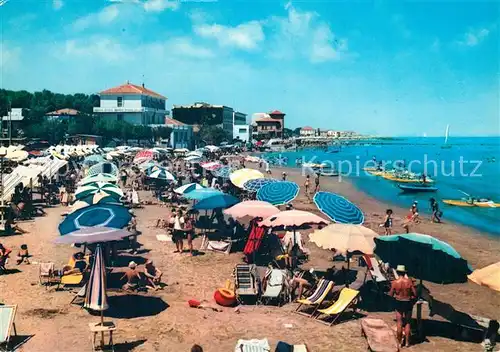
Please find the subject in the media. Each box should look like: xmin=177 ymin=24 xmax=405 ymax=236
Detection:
xmin=443 ymin=199 xmax=500 ymax=208
xmin=398 ymin=184 xmax=438 ymax=193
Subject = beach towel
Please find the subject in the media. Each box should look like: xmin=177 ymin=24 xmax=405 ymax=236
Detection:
xmin=244 ymin=223 xmax=265 ymax=257
xmin=156 ymin=234 xmax=171 ymax=242
xmin=235 ymin=338 xmax=270 ymax=352
xmin=360 ymin=318 xmax=399 ymax=352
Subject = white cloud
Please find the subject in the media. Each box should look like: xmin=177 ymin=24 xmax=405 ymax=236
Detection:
xmin=270 ymin=3 xmax=348 ymax=63
xmin=73 ymin=5 xmax=120 ymax=31
xmin=166 ymin=38 xmax=214 ymax=58
xmin=1 ymin=44 xmax=21 ymax=70
xmin=143 ymin=0 xmax=179 ymax=12
xmin=64 ymin=37 xmax=128 ymax=63
xmin=458 ymin=28 xmax=490 ymax=47
xmin=194 ymin=21 xmax=265 ymax=50
xmin=53 ymin=0 xmax=63 ymax=10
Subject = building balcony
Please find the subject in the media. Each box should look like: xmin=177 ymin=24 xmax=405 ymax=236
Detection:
xmin=93 ymin=107 xmax=166 ymax=114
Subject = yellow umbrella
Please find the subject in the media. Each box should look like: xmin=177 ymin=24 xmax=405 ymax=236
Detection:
xmin=309 ymin=223 xmax=378 ymax=255
xmin=468 ymin=261 xmax=500 ymax=292
xmin=229 ymin=168 xmax=264 ymax=188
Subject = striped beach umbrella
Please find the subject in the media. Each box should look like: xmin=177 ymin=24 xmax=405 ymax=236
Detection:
xmin=59 ymin=204 xmax=132 ymax=235
xmin=313 ymin=192 xmax=364 ymax=224
xmin=54 ymin=227 xmax=129 ymax=245
xmin=147 ymin=168 xmax=175 ymax=181
xmin=87 ymin=162 xmax=119 ymax=177
xmin=200 ymin=161 xmax=222 ymax=171
xmin=75 ymin=182 xmax=124 ymax=200
xmin=84 ymin=245 xmax=109 ymax=325
xmin=83 ymin=155 xmax=105 ymax=167
xmin=175 ymin=183 xmax=204 ymax=195
xmin=193 ymin=194 xmax=240 ymax=210
xmin=229 ymin=168 xmax=264 ymax=188
xmin=134 ymin=150 xmax=155 ymax=163
xmin=213 ymin=166 xmax=234 ymax=179
xmin=257 ymin=181 xmax=299 ymax=206
xmin=243 ymin=178 xmax=279 ymax=193
xmin=78 ymin=173 xmax=118 ymax=186
xmin=80 ymin=191 xmax=122 ymax=206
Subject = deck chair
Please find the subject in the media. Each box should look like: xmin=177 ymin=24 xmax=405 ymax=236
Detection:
xmin=363 ymin=256 xmax=389 ymax=292
xmin=70 ymin=284 xmax=87 ymax=306
xmin=39 ymin=262 xmax=59 ymax=288
xmin=234 ymin=264 xmax=260 ymax=304
xmin=315 ymin=287 xmax=360 ymax=326
xmin=60 ymin=273 xmax=84 ymax=288
xmin=0 ymin=305 xmax=17 ymax=352
xmin=360 ymin=318 xmax=399 ymax=352
xmin=260 ymin=269 xmax=288 ymax=306
xmin=294 ymin=279 xmax=333 ymax=317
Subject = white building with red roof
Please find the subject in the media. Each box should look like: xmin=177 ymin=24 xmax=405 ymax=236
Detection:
xmin=300 ymin=126 xmax=315 ymax=137
xmin=93 ymin=81 xmax=167 ymax=125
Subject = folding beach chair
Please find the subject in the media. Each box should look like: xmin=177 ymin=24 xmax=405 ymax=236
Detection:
xmin=362 ymin=256 xmax=390 ymax=293
xmin=294 ymin=279 xmax=333 ymax=317
xmin=234 ymin=264 xmax=260 ymax=304
xmin=260 ymin=269 xmax=289 ymax=306
xmin=314 ymin=287 xmax=360 ymax=326
xmin=0 ymin=305 xmax=17 ymax=352
xmin=39 ymin=262 xmax=59 ymax=288
xmin=70 ymin=284 xmax=87 ymax=306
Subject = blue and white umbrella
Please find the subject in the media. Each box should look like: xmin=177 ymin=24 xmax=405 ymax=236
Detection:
xmin=148 ymin=168 xmax=175 ymax=181
xmin=193 ymin=194 xmax=240 ymax=210
xmin=257 ymin=181 xmax=299 ymax=206
xmin=83 ymin=155 xmax=105 ymax=167
xmin=213 ymin=166 xmax=234 ymax=179
xmin=184 ymin=188 xmax=223 ymax=201
xmin=59 ymin=204 xmax=132 ymax=235
xmin=84 ymin=245 xmax=109 ymax=323
xmin=313 ymin=191 xmax=364 ymax=224
xmin=175 ymin=183 xmax=204 ymax=195
xmin=243 ymin=178 xmax=279 ymax=193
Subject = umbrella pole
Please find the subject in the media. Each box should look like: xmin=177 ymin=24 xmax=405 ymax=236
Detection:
xmin=345 ymin=252 xmax=350 ymax=288
xmin=416 ymin=278 xmax=424 ymax=342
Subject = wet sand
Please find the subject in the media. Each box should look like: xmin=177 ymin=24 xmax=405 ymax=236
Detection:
xmin=0 ymin=165 xmax=499 ymax=351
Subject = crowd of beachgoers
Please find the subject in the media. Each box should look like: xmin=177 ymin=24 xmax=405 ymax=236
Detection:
xmin=0 ymin=143 xmax=498 ymax=352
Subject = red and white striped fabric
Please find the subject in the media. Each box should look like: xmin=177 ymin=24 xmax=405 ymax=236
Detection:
xmin=200 ymin=161 xmax=222 ymax=171
xmin=134 ymin=150 xmax=154 ymax=163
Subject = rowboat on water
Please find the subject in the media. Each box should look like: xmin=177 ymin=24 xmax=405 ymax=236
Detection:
xmin=398 ymin=184 xmax=438 ymax=193
xmin=443 ymin=199 xmax=500 ymax=208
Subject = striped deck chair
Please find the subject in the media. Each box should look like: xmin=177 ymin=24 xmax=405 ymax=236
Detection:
xmin=314 ymin=287 xmax=360 ymax=326
xmin=294 ymin=279 xmax=333 ymax=317
xmin=0 ymin=305 xmax=17 ymax=352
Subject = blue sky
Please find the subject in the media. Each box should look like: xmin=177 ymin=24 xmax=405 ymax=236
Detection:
xmin=1 ymin=0 xmax=499 ymax=136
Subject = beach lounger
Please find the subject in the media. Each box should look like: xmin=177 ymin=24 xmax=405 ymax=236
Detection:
xmin=60 ymin=273 xmax=84 ymax=287
xmin=294 ymin=279 xmax=333 ymax=317
xmin=315 ymin=287 xmax=360 ymax=326
xmin=260 ymin=269 xmax=288 ymax=306
xmin=234 ymin=338 xmax=270 ymax=352
xmin=360 ymin=318 xmax=399 ymax=352
xmin=363 ymin=256 xmax=389 ymax=286
xmin=39 ymin=262 xmax=59 ymax=288
xmin=234 ymin=264 xmax=260 ymax=304
xmin=0 ymin=305 xmax=17 ymax=352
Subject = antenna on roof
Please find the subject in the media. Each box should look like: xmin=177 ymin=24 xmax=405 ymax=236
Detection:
xmin=142 ymin=74 xmax=145 ymax=88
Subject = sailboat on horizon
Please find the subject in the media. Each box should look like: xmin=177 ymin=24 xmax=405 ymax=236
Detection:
xmin=441 ymin=124 xmax=452 ymax=149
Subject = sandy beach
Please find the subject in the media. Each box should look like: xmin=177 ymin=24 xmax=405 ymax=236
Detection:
xmin=1 ymin=164 xmax=499 ymax=352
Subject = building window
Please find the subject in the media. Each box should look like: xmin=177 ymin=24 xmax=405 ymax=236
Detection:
xmin=117 ymin=113 xmax=123 ymax=121
xmin=117 ymin=97 xmax=123 ymax=107
xmin=239 ymin=128 xmax=246 ymax=133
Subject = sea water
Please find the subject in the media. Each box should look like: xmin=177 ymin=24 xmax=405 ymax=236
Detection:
xmin=263 ymin=137 xmax=500 ymax=235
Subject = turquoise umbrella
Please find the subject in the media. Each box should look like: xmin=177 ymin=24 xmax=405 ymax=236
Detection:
xmin=374 ymin=233 xmax=472 ymax=284
xmin=193 ymin=194 xmax=240 ymax=210
xmin=256 ymin=181 xmax=299 ymax=205
xmin=59 ymin=204 xmax=132 ymax=235
xmin=184 ymin=188 xmax=223 ymax=201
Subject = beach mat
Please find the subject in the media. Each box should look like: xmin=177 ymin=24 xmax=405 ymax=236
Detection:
xmin=361 ymin=318 xmax=399 ymax=352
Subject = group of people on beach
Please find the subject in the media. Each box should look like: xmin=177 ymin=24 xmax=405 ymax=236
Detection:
xmin=381 ymin=198 xmax=443 ymax=235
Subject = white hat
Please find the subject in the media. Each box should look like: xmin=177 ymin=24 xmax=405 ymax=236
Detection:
xmin=396 ymin=265 xmax=406 ymax=273
xmin=128 ymin=261 xmax=137 ymax=269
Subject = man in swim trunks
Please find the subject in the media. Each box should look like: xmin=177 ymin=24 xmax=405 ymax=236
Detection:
xmin=389 ymin=265 xmax=417 ymax=348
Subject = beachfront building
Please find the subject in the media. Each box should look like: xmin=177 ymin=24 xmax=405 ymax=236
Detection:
xmin=93 ymin=82 xmax=167 ymax=125
xmin=45 ymin=108 xmax=81 ymax=121
xmin=171 ymin=102 xmax=246 ymax=139
xmin=300 ymin=126 xmax=315 ymax=137
xmin=164 ymin=117 xmax=194 ymax=149
xmin=252 ymin=109 xmax=286 ymax=140
xmin=233 ymin=125 xmax=251 ymax=143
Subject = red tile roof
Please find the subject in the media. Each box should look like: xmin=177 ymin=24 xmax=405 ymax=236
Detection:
xmin=255 ymin=117 xmax=282 ymax=123
xmin=100 ymin=83 xmax=167 ymax=99
xmin=269 ymin=110 xmax=285 ymax=115
xmin=165 ymin=117 xmax=186 ymax=126
xmin=46 ymin=108 xmax=80 ymax=116
xmin=301 ymin=126 xmax=314 ymax=130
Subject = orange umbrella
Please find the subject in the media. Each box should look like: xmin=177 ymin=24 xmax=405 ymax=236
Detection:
xmin=468 ymin=261 xmax=500 ymax=292
xmin=224 ymin=200 xmax=280 ymax=219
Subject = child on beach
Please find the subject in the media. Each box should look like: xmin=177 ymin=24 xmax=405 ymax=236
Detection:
xmin=382 ymin=209 xmax=393 ymax=235
xmin=403 ymin=202 xmax=419 ymax=233
xmin=16 ymin=244 xmax=30 ymax=265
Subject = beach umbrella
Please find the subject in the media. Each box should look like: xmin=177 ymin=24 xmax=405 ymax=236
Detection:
xmin=134 ymin=150 xmax=155 ymax=163
xmin=75 ymin=182 xmax=124 ymax=200
xmin=174 ymin=183 xmax=204 ymax=195
xmin=468 ymin=261 xmax=500 ymax=292
xmin=260 ymin=210 xmax=329 ymax=228
xmin=309 ymin=224 xmax=377 ymax=255
xmin=139 ymin=161 xmax=159 ymax=171
xmin=193 ymin=194 xmax=240 ymax=210
xmin=224 ymin=200 xmax=280 ymax=219
xmin=186 ymin=151 xmax=203 ymax=158
xmin=6 ymin=150 xmax=29 ymax=162
xmin=229 ymin=168 xmax=264 ymax=188
xmin=313 ymin=191 xmax=364 ymax=224
xmin=78 ymin=173 xmax=118 ymax=186
xmin=242 ymin=178 xmax=279 ymax=192
xmin=70 ymin=200 xmax=91 ymax=213
xmin=59 ymin=204 xmax=132 ymax=235
xmin=374 ymin=233 xmax=472 ymax=284
xmin=80 ymin=191 xmax=122 ymax=206
xmin=200 ymin=161 xmax=222 ymax=171
xmin=145 ymin=164 xmax=163 ymax=175
xmin=84 ymin=245 xmax=109 ymax=341
xmin=256 ymin=181 xmax=299 ymax=205
xmin=54 ymin=227 xmax=130 ymax=245
xmin=147 ymin=168 xmax=175 ymax=181
xmin=184 ymin=188 xmax=224 ymax=201
xmin=87 ymin=162 xmax=119 ymax=177
xmin=83 ymin=155 xmax=105 ymax=167
xmin=213 ymin=165 xmax=234 ymax=179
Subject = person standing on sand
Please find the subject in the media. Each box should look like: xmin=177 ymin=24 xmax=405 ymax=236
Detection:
xmin=173 ymin=209 xmax=185 ymax=254
xmin=382 ymin=209 xmax=393 ymax=235
xmin=304 ymin=175 xmax=311 ymax=198
xmin=389 ymin=265 xmax=417 ymax=348
xmin=314 ymin=173 xmax=320 ymax=193
xmin=282 ymin=172 xmax=287 ymax=181
xmin=429 ymin=198 xmax=441 ymax=223
xmin=403 ymin=202 xmax=419 ymax=233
